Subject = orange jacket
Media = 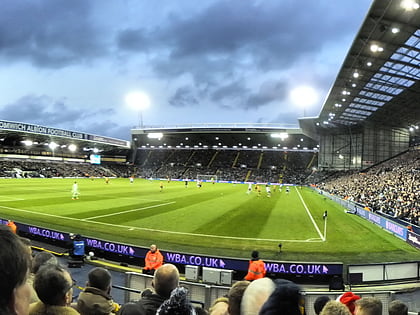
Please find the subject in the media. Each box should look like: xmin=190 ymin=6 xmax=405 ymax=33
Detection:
xmin=244 ymin=259 xmax=266 ymax=280
xmin=6 ymin=221 xmax=17 ymax=234
xmin=144 ymin=249 xmax=163 ymax=270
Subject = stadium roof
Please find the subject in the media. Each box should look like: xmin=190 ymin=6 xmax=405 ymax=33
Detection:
xmin=131 ymin=124 xmax=319 ymax=151
xmin=308 ymin=0 xmax=420 ymax=131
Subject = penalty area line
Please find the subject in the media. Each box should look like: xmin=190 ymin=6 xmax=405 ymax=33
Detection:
xmin=0 ymin=205 xmax=325 ymax=243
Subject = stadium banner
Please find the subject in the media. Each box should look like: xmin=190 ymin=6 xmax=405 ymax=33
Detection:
xmin=0 ymin=119 xmax=129 ymax=147
xmin=8 ymin=220 xmax=343 ymax=275
xmin=0 ymin=120 xmax=87 ymax=140
xmin=407 ymin=231 xmax=420 ymax=250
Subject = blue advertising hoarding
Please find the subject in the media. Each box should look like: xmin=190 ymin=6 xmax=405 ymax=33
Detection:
xmin=9 ymin=220 xmax=343 ymax=276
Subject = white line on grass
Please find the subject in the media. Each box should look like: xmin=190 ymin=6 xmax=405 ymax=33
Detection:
xmin=295 ymin=187 xmax=325 ymax=241
xmin=0 ymin=204 xmax=323 ymax=243
xmin=83 ymin=201 xmax=176 ymax=220
xmin=0 ymin=197 xmax=25 ymax=201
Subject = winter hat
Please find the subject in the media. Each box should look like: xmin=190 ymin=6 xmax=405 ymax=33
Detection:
xmin=156 ymin=287 xmax=196 ymax=315
xmin=259 ymin=279 xmax=302 ymax=315
xmin=336 ymin=292 xmax=361 ymax=315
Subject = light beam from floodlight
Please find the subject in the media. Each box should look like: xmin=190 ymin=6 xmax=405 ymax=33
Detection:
xmin=125 ymin=91 xmax=151 ymax=128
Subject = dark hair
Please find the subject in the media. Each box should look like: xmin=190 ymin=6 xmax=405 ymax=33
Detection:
xmin=228 ymin=280 xmax=250 ymax=315
xmin=32 ymin=252 xmax=58 ymax=274
xmin=0 ymin=225 xmax=31 ymax=314
xmin=34 ymin=264 xmax=72 ymax=306
xmin=314 ymin=296 xmax=331 ymax=315
xmin=88 ymin=267 xmax=111 ymax=291
xmin=251 ymin=250 xmax=259 ymax=259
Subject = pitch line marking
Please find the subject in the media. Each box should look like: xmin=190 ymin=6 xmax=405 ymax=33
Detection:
xmin=0 ymin=204 xmax=323 ymax=243
xmin=0 ymin=197 xmax=25 ymax=201
xmin=84 ymin=201 xmax=176 ymax=220
xmin=295 ymin=187 xmax=325 ymax=241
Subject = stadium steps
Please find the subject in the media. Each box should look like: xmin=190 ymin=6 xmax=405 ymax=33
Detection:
xmin=257 ymin=152 xmax=263 ymax=169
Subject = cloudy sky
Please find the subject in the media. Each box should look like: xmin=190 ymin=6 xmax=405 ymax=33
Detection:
xmin=0 ymin=0 xmax=372 ymax=140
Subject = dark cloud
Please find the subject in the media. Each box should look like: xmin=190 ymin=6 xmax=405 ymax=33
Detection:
xmin=210 ymin=80 xmax=247 ymax=103
xmin=116 ymin=0 xmax=367 ymax=112
xmin=169 ymin=86 xmax=199 ymax=107
xmin=0 ymin=0 xmax=106 ymax=68
xmin=0 ymin=95 xmax=118 ymax=135
xmin=116 ymin=29 xmax=150 ymax=52
xmin=245 ymin=80 xmax=288 ymax=109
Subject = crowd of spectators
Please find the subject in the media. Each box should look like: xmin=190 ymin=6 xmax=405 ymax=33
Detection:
xmin=1 ymin=224 xmax=413 ymax=315
xmin=0 ymin=148 xmax=316 ymax=183
xmin=134 ymin=149 xmax=315 ymax=183
xmin=317 ymin=150 xmax=419 ymax=226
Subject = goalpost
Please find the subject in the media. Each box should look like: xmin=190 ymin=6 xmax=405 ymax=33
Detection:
xmin=197 ymin=174 xmax=218 ymax=183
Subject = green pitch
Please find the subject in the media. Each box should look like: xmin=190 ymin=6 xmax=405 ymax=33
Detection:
xmin=0 ymin=178 xmax=418 ymax=264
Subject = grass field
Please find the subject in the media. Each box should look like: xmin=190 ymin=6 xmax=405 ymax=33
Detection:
xmin=0 ymin=178 xmax=418 ymax=264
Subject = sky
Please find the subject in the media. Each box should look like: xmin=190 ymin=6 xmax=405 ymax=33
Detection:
xmin=0 ymin=0 xmax=373 ymax=140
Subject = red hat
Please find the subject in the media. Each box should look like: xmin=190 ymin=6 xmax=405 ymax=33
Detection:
xmin=337 ymin=292 xmax=361 ymax=315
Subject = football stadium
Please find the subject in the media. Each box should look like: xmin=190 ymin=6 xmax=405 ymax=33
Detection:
xmin=1 ymin=0 xmax=419 ymax=314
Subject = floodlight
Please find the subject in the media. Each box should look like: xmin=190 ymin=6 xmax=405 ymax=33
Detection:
xmin=68 ymin=144 xmax=77 ymax=152
xmin=49 ymin=142 xmax=59 ymax=150
xmin=147 ymin=133 xmax=163 ymax=139
xmin=21 ymin=140 xmax=33 ymax=146
xmin=271 ymin=133 xmax=288 ymax=140
xmin=93 ymin=148 xmax=99 ymax=153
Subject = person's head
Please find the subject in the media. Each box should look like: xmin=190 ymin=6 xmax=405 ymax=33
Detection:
xmin=355 ymin=297 xmax=382 ymax=315
xmin=259 ymin=279 xmax=302 ymax=315
xmin=251 ymin=251 xmax=259 ymax=260
xmin=320 ymin=301 xmax=352 ymax=315
xmin=227 ymin=280 xmax=250 ymax=315
xmin=209 ymin=297 xmax=228 ymax=315
xmin=153 ymin=264 xmax=180 ymax=299
xmin=87 ymin=267 xmax=112 ymax=292
xmin=337 ymin=292 xmax=361 ymax=315
xmin=156 ymin=287 xmax=195 ymax=315
xmin=34 ymin=264 xmax=73 ymax=306
xmin=150 ymin=244 xmax=157 ymax=253
xmin=241 ymin=277 xmax=275 ymax=315
xmin=0 ymin=225 xmax=32 ymax=315
xmin=31 ymin=252 xmax=58 ymax=274
xmin=19 ymin=237 xmax=32 ymax=258
xmin=388 ymin=300 xmax=408 ymax=315
xmin=314 ymin=296 xmax=331 ymax=315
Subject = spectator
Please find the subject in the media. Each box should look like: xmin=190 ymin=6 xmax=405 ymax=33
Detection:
xmin=119 ymin=264 xmax=179 ymax=315
xmin=244 ymin=251 xmax=266 ymax=281
xmin=29 ymin=264 xmax=79 ymax=315
xmin=28 ymin=252 xmax=59 ymax=303
xmin=241 ymin=278 xmax=275 ymax=315
xmin=77 ymin=267 xmax=119 ymax=315
xmin=320 ymin=301 xmax=352 ymax=315
xmin=259 ymin=279 xmax=302 ymax=315
xmin=156 ymin=287 xmax=195 ymax=315
xmin=143 ymin=244 xmax=164 ymax=275
xmin=388 ymin=300 xmax=408 ymax=315
xmin=337 ymin=292 xmax=361 ymax=315
xmin=208 ymin=297 xmax=228 ymax=315
xmin=227 ymin=281 xmax=250 ymax=315
xmin=314 ymin=296 xmax=331 ymax=315
xmin=0 ymin=225 xmax=32 ymax=315
xmin=355 ymin=297 xmax=382 ymax=315
xmin=6 ymin=220 xmax=17 ymax=234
